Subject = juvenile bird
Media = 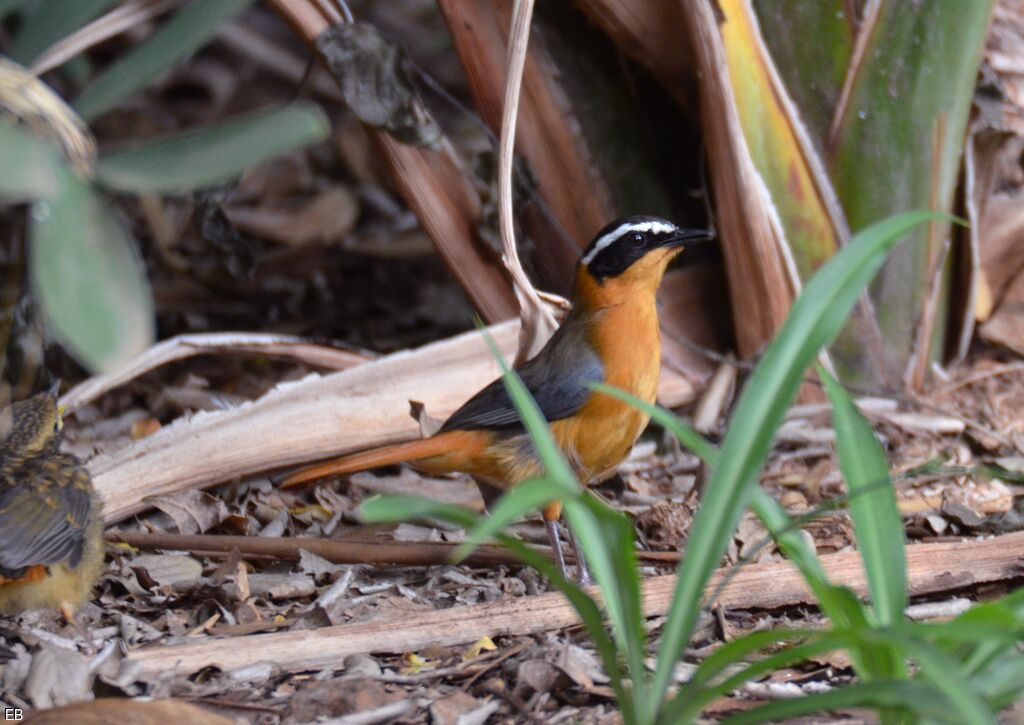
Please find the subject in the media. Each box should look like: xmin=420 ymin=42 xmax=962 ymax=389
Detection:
xmin=0 ymin=391 xmax=104 ymax=617
xmin=282 ymin=216 xmax=712 ymax=580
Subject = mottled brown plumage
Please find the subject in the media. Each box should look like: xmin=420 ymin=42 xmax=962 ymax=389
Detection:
xmin=0 ymin=391 xmax=103 ymax=616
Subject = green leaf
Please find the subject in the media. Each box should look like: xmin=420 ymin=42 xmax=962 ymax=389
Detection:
xmin=592 ymin=383 xmax=886 ymax=688
xmin=893 ymin=636 xmax=995 ymax=724
xmin=8 ymin=0 xmax=115 ymax=65
xmin=0 ymin=121 xmax=62 ymax=201
xmin=562 ymin=494 xmax=649 ymax=719
xmin=723 ymin=680 xmax=950 ymax=725
xmin=820 ymin=365 xmax=907 ymax=628
xmin=494 ymin=531 xmax=637 ymax=723
xmin=475 ymin=330 xmax=645 ymax=718
xmin=454 ymin=478 xmax=559 ymax=561
xmin=971 ymin=651 xmax=1024 ymax=708
xmin=28 ymin=168 xmax=154 ymax=372
xmin=669 ymin=630 xmax=862 ymax=723
xmin=360 ymin=490 xmax=638 ymax=724
xmin=648 ymin=211 xmax=939 ymax=707
xmin=686 ymin=627 xmax=817 ymax=688
xmin=591 ymin=382 xmax=720 ymax=465
xmin=94 ymin=103 xmax=330 ymax=194
xmin=73 ymin=0 xmax=255 ymax=121
xmin=358 ymin=495 xmax=480 ymax=530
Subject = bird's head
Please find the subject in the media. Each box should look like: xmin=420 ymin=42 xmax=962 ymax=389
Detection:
xmin=575 ymin=216 xmax=713 ymax=301
xmin=0 ymin=391 xmax=63 ymax=461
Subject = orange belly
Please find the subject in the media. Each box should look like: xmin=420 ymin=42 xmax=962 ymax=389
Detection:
xmin=0 ymin=564 xmax=48 ymax=586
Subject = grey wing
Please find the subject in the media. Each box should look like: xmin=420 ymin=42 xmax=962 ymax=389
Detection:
xmin=0 ymin=460 xmax=91 ymax=577
xmin=441 ymin=322 xmax=603 ymax=432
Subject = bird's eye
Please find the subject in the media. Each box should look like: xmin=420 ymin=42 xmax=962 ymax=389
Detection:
xmin=630 ymin=232 xmax=645 ymax=246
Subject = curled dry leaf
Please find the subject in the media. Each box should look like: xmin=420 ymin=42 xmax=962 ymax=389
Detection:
xmin=146 ymin=489 xmax=231 ymax=535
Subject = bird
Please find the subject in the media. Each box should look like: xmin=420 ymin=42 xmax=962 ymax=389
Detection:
xmin=280 ymin=216 xmax=713 ymax=581
xmin=0 ymin=390 xmax=104 ymax=618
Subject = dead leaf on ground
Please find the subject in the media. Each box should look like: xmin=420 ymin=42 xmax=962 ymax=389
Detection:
xmin=146 ymin=489 xmax=231 ymax=535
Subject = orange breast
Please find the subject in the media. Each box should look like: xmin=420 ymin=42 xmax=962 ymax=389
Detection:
xmin=552 ymin=297 xmax=661 ymax=482
xmin=0 ymin=564 xmax=47 ymax=587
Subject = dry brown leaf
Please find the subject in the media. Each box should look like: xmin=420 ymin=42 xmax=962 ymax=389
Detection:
xmin=898 ymin=477 xmax=1014 ymax=517
xmin=146 ymin=489 xmax=231 ymax=535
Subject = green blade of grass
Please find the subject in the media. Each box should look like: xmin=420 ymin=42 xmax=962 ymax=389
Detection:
xmin=892 ymin=636 xmax=995 ymax=724
xmin=476 ymin=329 xmax=648 ymax=717
xmin=648 ymin=211 xmax=941 ymax=707
xmin=95 ymin=103 xmax=329 ymax=194
xmin=363 ymin=489 xmax=638 ymax=724
xmin=593 ymin=384 xmax=881 ymax=678
xmin=73 ymin=0 xmax=255 ymax=121
xmin=494 ymin=532 xmax=638 ymax=724
xmin=453 ymin=477 xmax=559 ymax=561
xmin=820 ymin=365 xmax=907 ymax=627
xmin=669 ymin=630 xmax=863 ymax=723
xmin=970 ymin=651 xmax=1024 ymax=708
xmin=562 ymin=493 xmax=648 ymax=717
xmin=684 ymin=628 xmax=817 ymax=688
xmin=477 ymin=328 xmax=578 ymax=491
xmin=722 ymin=680 xmax=949 ymax=724
xmin=359 ymin=495 xmax=480 ymax=530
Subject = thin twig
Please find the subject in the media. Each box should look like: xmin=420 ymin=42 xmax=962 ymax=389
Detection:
xmin=497 ymin=0 xmax=558 ymax=364
xmin=107 ymin=530 xmax=682 ymax=566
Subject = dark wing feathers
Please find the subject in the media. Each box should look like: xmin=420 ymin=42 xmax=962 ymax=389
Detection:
xmin=441 ymin=318 xmax=603 ymax=432
xmin=0 ymin=457 xmax=91 ymax=577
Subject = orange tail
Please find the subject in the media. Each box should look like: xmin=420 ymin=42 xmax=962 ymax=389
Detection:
xmin=280 ymin=430 xmax=483 ymax=489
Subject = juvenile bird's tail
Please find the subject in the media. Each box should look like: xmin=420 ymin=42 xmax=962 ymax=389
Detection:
xmin=280 ymin=431 xmax=480 ymax=489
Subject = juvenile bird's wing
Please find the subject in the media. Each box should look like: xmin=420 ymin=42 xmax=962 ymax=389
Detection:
xmin=441 ymin=321 xmax=603 ymax=432
xmin=0 ymin=457 xmax=91 ymax=578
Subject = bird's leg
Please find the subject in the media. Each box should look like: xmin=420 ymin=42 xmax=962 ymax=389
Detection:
xmin=568 ymin=527 xmax=592 ymax=586
xmin=61 ymin=602 xmax=96 ymax=654
xmin=542 ymin=501 xmax=571 ymax=580
xmin=545 ymin=518 xmax=569 ymax=580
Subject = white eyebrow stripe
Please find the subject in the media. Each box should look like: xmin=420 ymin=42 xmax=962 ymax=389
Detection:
xmin=580 ymin=220 xmax=677 ymax=265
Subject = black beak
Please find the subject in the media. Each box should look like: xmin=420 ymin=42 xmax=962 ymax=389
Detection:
xmin=663 ymin=228 xmax=715 ymax=249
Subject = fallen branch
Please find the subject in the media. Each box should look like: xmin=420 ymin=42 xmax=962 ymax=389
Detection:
xmin=122 ymin=531 xmax=1024 ymax=677
xmin=109 ymin=531 xmax=531 ymax=568
xmin=106 ymin=531 xmax=683 ymax=566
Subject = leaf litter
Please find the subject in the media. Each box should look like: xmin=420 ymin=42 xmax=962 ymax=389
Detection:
xmin=3 ymin=3 xmax=1024 ymax=723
